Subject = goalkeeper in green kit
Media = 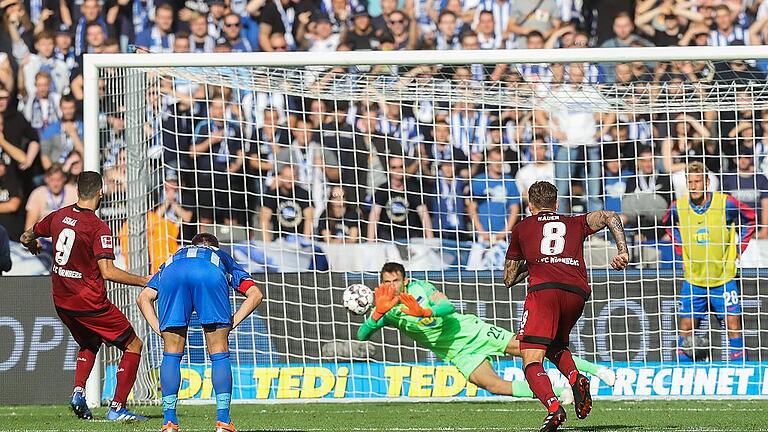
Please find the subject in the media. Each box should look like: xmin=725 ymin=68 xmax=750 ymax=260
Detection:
xmin=357 ymin=262 xmax=615 ymax=399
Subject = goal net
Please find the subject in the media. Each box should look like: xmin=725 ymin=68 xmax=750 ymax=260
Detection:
xmin=85 ymin=48 xmax=768 ymax=404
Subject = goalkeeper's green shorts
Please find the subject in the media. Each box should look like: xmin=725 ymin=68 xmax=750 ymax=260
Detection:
xmin=449 ymin=321 xmax=514 ymax=379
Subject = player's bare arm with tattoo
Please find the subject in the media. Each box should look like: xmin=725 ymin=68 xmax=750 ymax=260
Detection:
xmin=503 ymin=259 xmax=528 ymax=288
xmin=586 ymin=210 xmax=630 ymax=270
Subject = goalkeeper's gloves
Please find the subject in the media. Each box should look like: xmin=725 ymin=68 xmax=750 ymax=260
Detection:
xmin=371 ymin=284 xmax=400 ymax=321
xmin=399 ymin=293 xmax=432 ymax=317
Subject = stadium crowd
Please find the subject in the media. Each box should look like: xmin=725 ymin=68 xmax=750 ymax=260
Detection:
xmin=1 ymin=0 xmax=768 ymax=272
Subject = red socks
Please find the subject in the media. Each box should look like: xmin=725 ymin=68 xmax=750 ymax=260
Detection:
xmin=546 ymin=347 xmax=579 ymax=386
xmin=113 ymin=351 xmax=141 ymax=406
xmin=74 ymin=348 xmax=98 ymax=389
xmin=524 ymin=362 xmax=559 ymax=411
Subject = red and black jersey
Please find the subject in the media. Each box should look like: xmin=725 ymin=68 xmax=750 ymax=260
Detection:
xmin=34 ymin=204 xmax=115 ymax=313
xmin=506 ymin=212 xmax=597 ymax=299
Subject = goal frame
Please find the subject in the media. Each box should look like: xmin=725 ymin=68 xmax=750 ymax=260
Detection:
xmin=81 ymin=46 xmax=768 ymax=407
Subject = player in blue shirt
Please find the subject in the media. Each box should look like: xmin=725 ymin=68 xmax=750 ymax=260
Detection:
xmin=137 ymin=233 xmax=264 ymax=432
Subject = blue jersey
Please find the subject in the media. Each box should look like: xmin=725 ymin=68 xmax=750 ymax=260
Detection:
xmin=147 ymin=245 xmax=255 ymax=331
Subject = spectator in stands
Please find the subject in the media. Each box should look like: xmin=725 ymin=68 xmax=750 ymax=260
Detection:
xmin=62 ymin=150 xmax=82 ymax=180
xmin=468 ymin=147 xmax=521 ymax=243
xmin=53 ymin=25 xmax=78 ymax=77
xmin=0 ymin=84 xmax=42 ymax=193
xmin=269 ymin=33 xmax=290 ymax=51
xmin=384 ymin=9 xmax=417 ymax=50
xmin=635 ymin=1 xmax=703 ymax=47
xmin=246 ymin=107 xmax=287 ymax=188
xmin=708 ymin=4 xmax=748 ymax=46
xmin=433 ymin=161 xmax=470 ymax=241
xmin=24 ymin=163 xmax=77 ymax=230
xmin=259 ymin=0 xmax=315 ymax=51
xmin=260 ymin=163 xmax=314 ymax=242
xmin=297 ymin=12 xmax=341 ymax=52
xmin=316 ymin=100 xmax=368 ymax=204
xmin=371 ymin=0 xmax=396 ymax=35
xmin=368 ymin=155 xmax=433 ymax=242
xmin=0 ymin=224 xmax=10 ymax=275
xmin=189 ymin=12 xmax=216 ymax=53
xmin=474 ymin=9 xmax=503 ymax=49
xmin=135 ymin=3 xmax=175 ymax=53
xmin=83 ymin=21 xmax=107 ymax=54
xmin=120 ymin=176 xmax=190 ymax=272
xmin=0 ymin=51 xmax=13 ymax=95
xmin=600 ymin=12 xmax=653 ymax=48
xmin=450 ymin=101 xmax=489 ymax=164
xmin=74 ymin=0 xmax=107 ymax=56
xmin=630 ymin=145 xmax=672 ymax=204
xmin=20 ymin=31 xmax=70 ymax=98
xmin=602 ymin=146 xmax=633 ymax=219
xmin=172 ymin=31 xmax=191 ymax=53
xmin=192 ymin=97 xmax=247 ymax=225
xmin=317 ymin=185 xmax=361 ymax=244
xmin=429 ymin=119 xmax=470 ymax=178
xmin=0 ymin=158 xmax=23 ymax=241
xmin=431 ymin=11 xmax=460 ymax=50
xmin=276 ymin=117 xmax=339 ymax=209
xmin=3 ymin=0 xmax=35 ymax=64
xmin=723 ymin=146 xmax=768 ymax=238
xmin=38 ymin=93 xmax=83 ymax=171
xmin=508 ymin=0 xmax=561 ymax=48
xmin=341 ymin=4 xmax=379 ymax=51
xmin=540 ymin=63 xmax=604 ymax=212
xmin=221 ymin=12 xmax=253 ymax=52
xmin=515 ymin=139 xmax=554 ymax=207
xmin=661 ymin=113 xmax=719 ymax=199
xmin=21 ymin=72 xmax=62 ymax=136
xmin=677 ymin=22 xmax=709 ymax=47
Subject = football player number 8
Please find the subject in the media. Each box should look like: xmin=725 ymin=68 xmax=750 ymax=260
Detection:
xmin=55 ymin=228 xmax=76 ymax=265
xmin=540 ymin=222 xmax=566 ymax=255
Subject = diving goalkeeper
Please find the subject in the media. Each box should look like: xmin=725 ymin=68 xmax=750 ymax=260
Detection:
xmin=357 ymin=262 xmax=614 ymax=399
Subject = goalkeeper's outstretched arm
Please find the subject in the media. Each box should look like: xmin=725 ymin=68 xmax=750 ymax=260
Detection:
xmin=357 ymin=315 xmax=387 ymax=341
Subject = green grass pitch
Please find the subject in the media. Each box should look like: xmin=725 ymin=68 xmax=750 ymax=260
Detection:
xmin=1 ymin=400 xmax=767 ymax=431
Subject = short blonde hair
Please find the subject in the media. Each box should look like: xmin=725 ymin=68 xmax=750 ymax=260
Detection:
xmin=686 ymin=161 xmax=707 ymax=176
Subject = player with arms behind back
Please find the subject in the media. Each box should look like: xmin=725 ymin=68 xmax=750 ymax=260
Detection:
xmin=19 ymin=171 xmax=150 ymax=421
xmin=504 ymin=181 xmax=629 ymax=432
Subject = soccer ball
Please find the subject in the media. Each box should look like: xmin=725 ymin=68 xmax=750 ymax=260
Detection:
xmin=343 ymin=284 xmax=374 ymax=315
xmin=681 ymin=335 xmax=710 ymax=361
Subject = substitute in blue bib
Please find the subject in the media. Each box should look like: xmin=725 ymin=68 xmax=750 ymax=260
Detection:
xmin=137 ymin=233 xmax=264 ymax=432
xmin=664 ymin=162 xmax=755 ymax=362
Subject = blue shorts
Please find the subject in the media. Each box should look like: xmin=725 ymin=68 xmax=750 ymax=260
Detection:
xmin=678 ymin=280 xmax=742 ymax=321
xmin=153 ymin=260 xmax=232 ymax=331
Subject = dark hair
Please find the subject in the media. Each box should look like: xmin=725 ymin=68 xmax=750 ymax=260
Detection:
xmin=76 ymin=171 xmax=103 ymax=200
xmin=527 ymin=30 xmax=544 ymax=40
xmin=191 ymin=232 xmax=220 ymax=247
xmin=61 ymin=93 xmax=77 ymax=104
xmin=614 ymin=11 xmax=632 ymax=22
xmin=528 ymin=181 xmax=558 ymax=210
xmin=380 ymin=262 xmax=405 ymax=279
xmin=175 ymin=30 xmax=190 ymax=39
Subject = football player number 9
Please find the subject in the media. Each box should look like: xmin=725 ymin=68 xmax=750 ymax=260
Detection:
xmin=540 ymin=221 xmax=566 ymax=256
xmin=55 ymin=228 xmax=76 ymax=265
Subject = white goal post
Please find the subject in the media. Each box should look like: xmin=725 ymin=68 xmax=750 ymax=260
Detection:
xmin=83 ymin=46 xmax=768 ymax=406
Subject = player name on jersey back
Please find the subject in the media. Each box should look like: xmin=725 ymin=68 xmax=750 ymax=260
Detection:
xmin=34 ymin=204 xmax=115 ymax=312
xmin=507 ymin=211 xmax=595 ymax=298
